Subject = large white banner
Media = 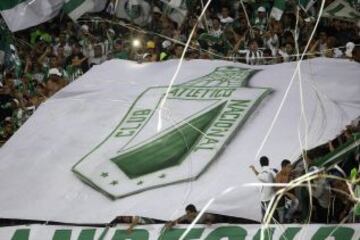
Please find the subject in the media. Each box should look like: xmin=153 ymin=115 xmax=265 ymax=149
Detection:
xmin=1 ymin=224 xmax=360 ymax=240
xmin=0 ymin=59 xmax=359 ymax=223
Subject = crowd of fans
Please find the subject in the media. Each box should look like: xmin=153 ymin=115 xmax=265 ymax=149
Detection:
xmin=251 ymin=116 xmax=360 ymax=224
xmin=0 ymin=0 xmax=359 ymax=144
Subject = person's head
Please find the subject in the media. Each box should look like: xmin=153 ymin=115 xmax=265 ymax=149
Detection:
xmin=272 ymin=21 xmax=283 ymax=34
xmin=285 ymin=43 xmax=294 ymax=54
xmin=263 ymin=48 xmax=272 ymax=64
xmin=185 ymin=204 xmax=197 ymax=218
xmin=80 ymin=24 xmax=90 ymax=34
xmin=49 ymin=73 xmax=62 ymax=83
xmin=146 ymin=40 xmax=156 ymax=50
xmin=319 ymin=31 xmax=327 ymax=43
xmin=221 ymin=7 xmax=230 ymax=18
xmin=3 ymin=73 xmax=14 ymax=88
xmin=257 ymin=6 xmax=266 ymax=18
xmin=72 ymin=43 xmax=82 ymax=54
xmin=259 ymin=156 xmax=269 ymax=167
xmin=326 ymin=36 xmax=337 ymax=48
xmin=282 ymin=30 xmax=294 ymax=45
xmin=49 ymin=56 xmax=59 ymax=68
xmin=3 ymin=117 xmax=13 ymax=135
xmin=113 ymin=39 xmax=123 ymax=50
xmin=48 ymin=68 xmax=62 ymax=80
xmin=174 ymin=44 xmax=184 ymax=58
xmin=249 ymin=39 xmax=259 ymax=51
xmin=212 ymin=18 xmax=221 ymax=30
xmin=281 ymin=159 xmax=291 ymax=170
xmin=70 ymin=54 xmax=82 ymax=66
xmin=161 ymin=40 xmax=171 ymax=50
xmin=93 ymin=44 xmax=103 ymax=58
xmin=59 ymin=34 xmax=66 ymax=44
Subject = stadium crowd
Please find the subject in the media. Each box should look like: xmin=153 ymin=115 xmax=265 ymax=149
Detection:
xmin=0 ymin=0 xmax=359 ymax=143
xmin=0 ymin=0 xmax=359 ymax=229
xmin=250 ymin=117 xmax=360 ymax=224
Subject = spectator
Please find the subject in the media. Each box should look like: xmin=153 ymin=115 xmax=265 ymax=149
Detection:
xmin=275 ymin=159 xmax=299 ymax=223
xmin=218 ymin=7 xmax=234 ymax=25
xmin=165 ymin=204 xmax=214 ymax=230
xmin=253 ymin=6 xmax=268 ymax=32
xmin=172 ymin=44 xmax=184 ymax=59
xmin=309 ymin=166 xmax=331 ymax=223
xmin=159 ymin=40 xmax=172 ymax=61
xmin=310 ymin=31 xmax=329 ymax=57
xmin=111 ymin=215 xmax=155 ymax=233
xmin=263 ymin=29 xmax=279 ymax=57
xmin=330 ymin=178 xmax=354 ymax=222
xmin=209 ymin=18 xmax=223 ymax=38
xmin=250 ymin=156 xmax=277 ymax=221
xmin=142 ymin=40 xmax=158 ymax=62
xmin=238 ymin=39 xmax=264 ymax=65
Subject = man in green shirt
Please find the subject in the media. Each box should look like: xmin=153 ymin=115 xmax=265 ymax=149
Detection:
xmin=111 ymin=39 xmax=129 ymax=60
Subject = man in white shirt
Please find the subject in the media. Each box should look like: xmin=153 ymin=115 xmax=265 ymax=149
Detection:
xmin=250 ymin=156 xmax=277 ymax=221
xmin=253 ymin=6 xmax=268 ymax=32
xmin=218 ymin=7 xmax=234 ymax=25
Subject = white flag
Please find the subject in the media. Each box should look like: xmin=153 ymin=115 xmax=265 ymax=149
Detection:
xmin=115 ymin=0 xmax=152 ymax=27
xmin=64 ymin=0 xmax=107 ymax=21
xmin=160 ymin=0 xmax=188 ymax=25
xmin=0 ymin=0 xmax=64 ymax=32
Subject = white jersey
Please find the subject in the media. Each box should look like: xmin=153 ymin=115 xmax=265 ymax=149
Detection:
xmin=239 ymin=49 xmax=264 ymax=65
xmin=257 ymin=166 xmax=276 ymax=202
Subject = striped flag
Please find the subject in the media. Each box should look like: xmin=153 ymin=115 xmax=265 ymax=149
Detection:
xmin=63 ymin=0 xmax=106 ymax=21
xmin=270 ymin=0 xmax=286 ymax=21
xmin=0 ymin=0 xmax=64 ymax=32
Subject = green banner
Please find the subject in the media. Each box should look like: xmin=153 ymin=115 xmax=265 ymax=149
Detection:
xmin=1 ymin=224 xmax=360 ymax=240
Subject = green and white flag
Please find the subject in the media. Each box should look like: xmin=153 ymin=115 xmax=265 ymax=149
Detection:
xmin=2 ymin=224 xmax=360 ymax=240
xmin=63 ymin=0 xmax=106 ymax=21
xmin=0 ymin=0 xmax=64 ymax=32
xmin=270 ymin=0 xmax=317 ymax=20
xmin=322 ymin=0 xmax=360 ymax=22
xmin=73 ymin=67 xmax=270 ymax=199
xmin=0 ymin=0 xmax=106 ymax=32
xmin=115 ymin=0 xmax=152 ymax=26
xmin=270 ymin=0 xmax=286 ymax=21
xmin=160 ymin=0 xmax=188 ymax=25
xmin=0 ymin=59 xmax=359 ymax=223
xmin=299 ymin=0 xmax=317 ymax=13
